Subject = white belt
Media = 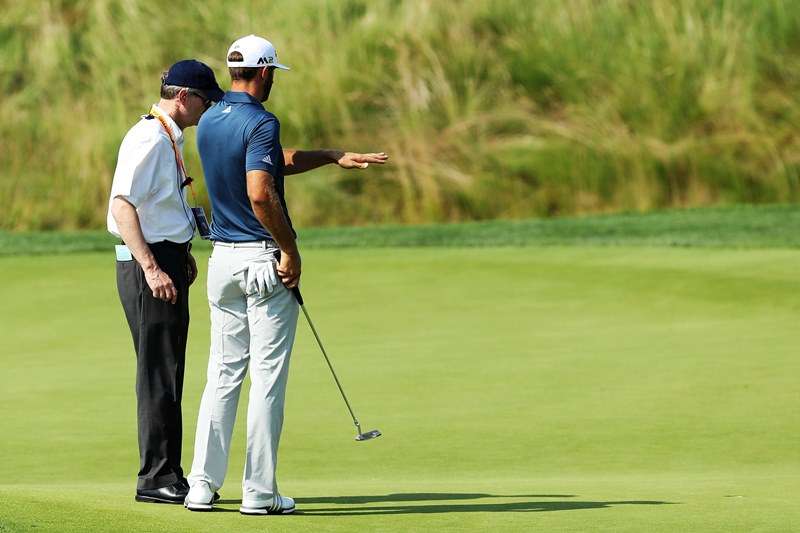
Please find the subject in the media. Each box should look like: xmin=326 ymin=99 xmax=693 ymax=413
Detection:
xmin=213 ymin=240 xmax=277 ymax=249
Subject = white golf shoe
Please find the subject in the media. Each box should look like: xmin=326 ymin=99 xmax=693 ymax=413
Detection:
xmin=240 ymin=494 xmax=296 ymax=515
xmin=184 ymin=482 xmax=215 ymax=512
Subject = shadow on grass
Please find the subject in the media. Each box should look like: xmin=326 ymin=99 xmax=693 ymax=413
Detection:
xmin=295 ymin=493 xmax=574 ymax=504
xmin=216 ymin=493 xmax=674 ymax=515
xmin=215 ymin=493 xmax=675 ymax=516
xmin=296 ymin=497 xmax=673 ymax=516
xmin=216 ymin=493 xmax=572 ymax=506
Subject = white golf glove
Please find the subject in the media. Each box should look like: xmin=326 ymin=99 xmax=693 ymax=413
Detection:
xmin=238 ymin=260 xmax=278 ymax=296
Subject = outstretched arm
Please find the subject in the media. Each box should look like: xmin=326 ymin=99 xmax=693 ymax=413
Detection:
xmin=283 ymin=149 xmax=388 ymax=175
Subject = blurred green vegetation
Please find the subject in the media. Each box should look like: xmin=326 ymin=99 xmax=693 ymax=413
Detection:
xmin=2 ymin=0 xmax=800 ymax=230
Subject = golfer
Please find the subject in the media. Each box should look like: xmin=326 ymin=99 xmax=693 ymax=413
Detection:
xmin=184 ymin=34 xmax=387 ymax=514
xmin=108 ymin=60 xmax=223 ymax=504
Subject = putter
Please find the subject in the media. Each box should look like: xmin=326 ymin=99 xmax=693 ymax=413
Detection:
xmin=291 ymin=287 xmax=381 ymax=442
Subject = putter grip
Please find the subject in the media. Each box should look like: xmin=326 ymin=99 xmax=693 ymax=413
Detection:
xmin=292 ymin=287 xmax=304 ymax=305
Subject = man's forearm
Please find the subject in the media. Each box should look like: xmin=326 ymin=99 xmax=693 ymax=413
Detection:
xmin=283 ymin=149 xmax=341 ymax=175
xmin=251 ymin=198 xmax=297 ymax=255
xmin=247 ymin=172 xmax=298 ymax=255
xmin=111 ymin=197 xmax=158 ymax=271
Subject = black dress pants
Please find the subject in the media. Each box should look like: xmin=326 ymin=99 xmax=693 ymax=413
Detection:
xmin=116 ymin=241 xmax=190 ymax=490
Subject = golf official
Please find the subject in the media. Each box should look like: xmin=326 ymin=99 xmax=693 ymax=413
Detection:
xmin=108 ymin=60 xmax=223 ymax=504
xmin=184 ymin=34 xmax=387 ymax=514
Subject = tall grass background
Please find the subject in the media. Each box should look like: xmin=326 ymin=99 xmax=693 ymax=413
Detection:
xmin=2 ymin=0 xmax=800 ymax=230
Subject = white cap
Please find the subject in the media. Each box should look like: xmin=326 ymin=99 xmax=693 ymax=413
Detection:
xmin=227 ymin=34 xmax=290 ymax=70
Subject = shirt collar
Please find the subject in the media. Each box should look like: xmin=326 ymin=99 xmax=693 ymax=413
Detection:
xmin=150 ymin=104 xmax=184 ymax=144
xmin=223 ymin=91 xmax=264 ymax=107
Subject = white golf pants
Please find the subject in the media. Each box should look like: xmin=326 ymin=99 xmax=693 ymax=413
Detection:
xmin=188 ymin=242 xmax=299 ymax=507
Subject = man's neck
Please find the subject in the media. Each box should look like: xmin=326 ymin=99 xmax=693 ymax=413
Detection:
xmin=156 ymin=99 xmax=184 ymax=130
xmin=230 ymin=80 xmax=262 ymax=101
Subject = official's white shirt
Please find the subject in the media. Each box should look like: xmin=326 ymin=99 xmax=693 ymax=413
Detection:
xmin=107 ymin=105 xmax=194 ymax=244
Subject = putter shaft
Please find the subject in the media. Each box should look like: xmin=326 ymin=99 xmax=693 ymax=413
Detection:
xmin=296 ymin=296 xmax=361 ymax=431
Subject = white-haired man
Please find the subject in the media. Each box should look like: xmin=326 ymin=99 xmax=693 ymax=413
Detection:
xmin=109 ymin=60 xmax=223 ymax=504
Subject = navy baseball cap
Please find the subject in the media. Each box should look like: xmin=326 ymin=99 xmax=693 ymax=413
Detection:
xmin=162 ymin=59 xmax=225 ymax=102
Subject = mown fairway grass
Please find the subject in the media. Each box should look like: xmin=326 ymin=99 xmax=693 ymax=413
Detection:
xmin=4 ymin=204 xmax=800 ymax=255
xmin=1 ymin=231 xmax=798 ymax=531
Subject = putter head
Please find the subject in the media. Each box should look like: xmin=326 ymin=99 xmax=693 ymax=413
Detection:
xmin=355 ymin=429 xmax=382 ymax=442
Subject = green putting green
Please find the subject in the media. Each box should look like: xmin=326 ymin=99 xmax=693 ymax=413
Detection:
xmin=1 ymin=246 xmax=798 ymax=532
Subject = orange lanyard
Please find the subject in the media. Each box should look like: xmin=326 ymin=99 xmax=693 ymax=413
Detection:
xmin=150 ymin=105 xmax=198 ymax=204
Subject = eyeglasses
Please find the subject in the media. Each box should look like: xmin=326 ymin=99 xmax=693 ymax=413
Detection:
xmin=187 ymin=89 xmax=211 ymax=109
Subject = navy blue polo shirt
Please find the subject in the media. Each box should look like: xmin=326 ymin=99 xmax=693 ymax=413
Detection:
xmin=197 ymin=91 xmax=294 ymax=242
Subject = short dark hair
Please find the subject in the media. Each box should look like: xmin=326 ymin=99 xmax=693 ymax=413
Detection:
xmin=160 ymin=71 xmax=182 ymax=99
xmin=227 ymin=51 xmax=259 ymax=81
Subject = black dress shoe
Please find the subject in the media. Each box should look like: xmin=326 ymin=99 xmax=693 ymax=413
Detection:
xmin=135 ymin=482 xmax=189 ymax=504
